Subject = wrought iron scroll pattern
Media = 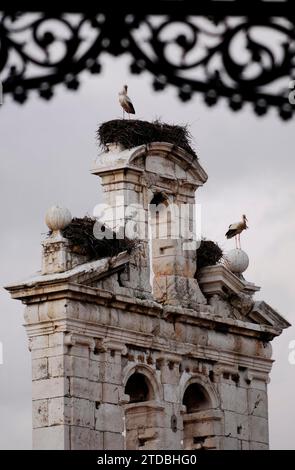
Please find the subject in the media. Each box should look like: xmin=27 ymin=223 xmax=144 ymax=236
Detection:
xmin=0 ymin=12 xmax=295 ymax=119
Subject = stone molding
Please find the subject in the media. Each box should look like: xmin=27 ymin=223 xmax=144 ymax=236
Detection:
xmin=198 ymin=264 xmax=245 ymax=296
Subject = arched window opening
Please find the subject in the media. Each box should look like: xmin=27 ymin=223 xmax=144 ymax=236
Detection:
xmin=124 ymin=371 xmax=163 ymax=450
xmin=125 ymin=372 xmax=153 ymax=403
xmin=183 ymin=383 xmax=211 ymax=413
xmin=150 ymin=192 xmax=168 ymax=207
xmin=182 ymin=382 xmax=220 ymax=450
xmin=149 ymin=192 xmax=171 ymax=239
xmin=148 ymin=192 xmax=179 ymax=301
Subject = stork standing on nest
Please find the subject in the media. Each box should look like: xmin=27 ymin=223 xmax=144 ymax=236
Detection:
xmin=118 ymin=84 xmax=136 ymax=119
xmin=225 ymin=214 xmax=248 ymax=249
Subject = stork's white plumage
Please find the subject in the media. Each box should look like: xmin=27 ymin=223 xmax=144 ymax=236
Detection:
xmin=225 ymin=214 xmax=248 ymax=249
xmin=118 ymin=84 xmax=135 ymax=119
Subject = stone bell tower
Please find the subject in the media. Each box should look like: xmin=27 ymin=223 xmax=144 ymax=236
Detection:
xmin=92 ymin=141 xmax=207 ymax=308
xmin=5 ymin=121 xmax=290 ymax=450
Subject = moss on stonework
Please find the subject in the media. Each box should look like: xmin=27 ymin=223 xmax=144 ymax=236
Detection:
xmin=97 ymin=119 xmax=198 ymax=159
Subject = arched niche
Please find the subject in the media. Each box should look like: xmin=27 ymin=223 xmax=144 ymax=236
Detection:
xmin=125 ymin=372 xmax=154 ymax=403
xmin=123 ymin=365 xmax=164 ymax=450
xmin=183 ymin=382 xmax=212 ymax=413
xmin=123 ymin=363 xmax=163 ymax=401
xmin=181 ymin=378 xmax=222 ymax=450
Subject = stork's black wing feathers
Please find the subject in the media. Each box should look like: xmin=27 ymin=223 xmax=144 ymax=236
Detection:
xmin=128 ymin=101 xmax=136 ymax=114
xmin=225 ymin=229 xmax=237 ymax=239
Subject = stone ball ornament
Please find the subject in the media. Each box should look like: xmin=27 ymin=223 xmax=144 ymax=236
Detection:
xmin=225 ymin=248 xmax=249 ymax=274
xmin=45 ymin=205 xmax=72 ymax=232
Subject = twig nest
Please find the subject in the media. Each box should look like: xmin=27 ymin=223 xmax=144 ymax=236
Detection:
xmin=105 ymin=142 xmax=124 ymax=152
xmin=45 ymin=205 xmax=72 ymax=231
xmin=225 ymin=249 xmax=249 ymax=274
xmin=97 ymin=119 xmax=198 ymax=159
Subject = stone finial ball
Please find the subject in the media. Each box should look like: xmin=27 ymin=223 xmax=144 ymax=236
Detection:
xmin=225 ymin=249 xmax=249 ymax=274
xmin=45 ymin=205 xmax=72 ymax=231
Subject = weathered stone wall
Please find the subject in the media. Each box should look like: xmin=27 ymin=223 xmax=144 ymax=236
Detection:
xmin=25 ymin=290 xmax=272 ymax=450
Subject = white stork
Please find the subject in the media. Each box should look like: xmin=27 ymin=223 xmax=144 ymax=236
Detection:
xmin=225 ymin=214 xmax=248 ymax=249
xmin=118 ymin=84 xmax=135 ymax=119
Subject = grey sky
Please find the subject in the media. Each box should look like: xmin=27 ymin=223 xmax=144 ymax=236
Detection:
xmin=0 ymin=54 xmax=294 ymax=449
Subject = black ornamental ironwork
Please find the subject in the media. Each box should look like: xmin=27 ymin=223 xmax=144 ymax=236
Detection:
xmin=0 ymin=1 xmax=294 ymax=119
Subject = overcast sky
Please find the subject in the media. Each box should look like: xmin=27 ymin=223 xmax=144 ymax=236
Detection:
xmin=0 ymin=54 xmax=294 ymax=449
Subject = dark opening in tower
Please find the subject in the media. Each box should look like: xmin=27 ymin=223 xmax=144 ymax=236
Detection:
xmin=125 ymin=372 xmax=153 ymax=403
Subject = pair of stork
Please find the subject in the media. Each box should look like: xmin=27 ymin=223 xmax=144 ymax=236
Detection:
xmin=118 ymin=85 xmax=248 ymax=248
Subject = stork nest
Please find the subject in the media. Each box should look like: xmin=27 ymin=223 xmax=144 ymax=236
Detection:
xmin=97 ymin=119 xmax=197 ymax=158
xmin=60 ymin=218 xmax=221 ymax=272
xmin=62 ymin=217 xmax=136 ymax=260
xmin=197 ymin=239 xmax=223 ymax=270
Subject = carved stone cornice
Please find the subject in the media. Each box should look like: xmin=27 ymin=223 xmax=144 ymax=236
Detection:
xmin=24 ymin=316 xmax=275 ymax=374
xmin=198 ymin=264 xmax=246 ymax=296
xmin=9 ymin=273 xmax=288 ymax=342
